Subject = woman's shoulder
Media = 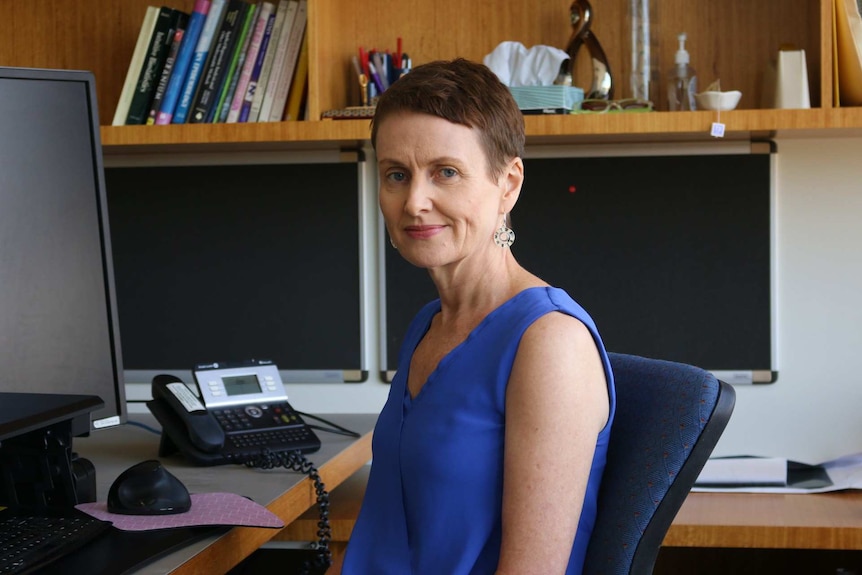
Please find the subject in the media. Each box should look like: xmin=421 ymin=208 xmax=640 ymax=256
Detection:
xmin=510 ymin=285 xmax=593 ymax=321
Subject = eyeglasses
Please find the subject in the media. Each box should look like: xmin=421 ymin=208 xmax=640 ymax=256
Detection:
xmin=574 ymin=98 xmax=654 ymax=114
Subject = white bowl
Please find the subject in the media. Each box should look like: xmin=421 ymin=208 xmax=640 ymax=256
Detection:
xmin=695 ymin=90 xmax=742 ymax=111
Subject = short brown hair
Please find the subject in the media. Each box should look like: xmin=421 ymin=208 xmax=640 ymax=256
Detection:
xmin=370 ymin=58 xmax=525 ymax=180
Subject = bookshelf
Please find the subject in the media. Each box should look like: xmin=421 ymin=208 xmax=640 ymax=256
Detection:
xmin=1 ymin=0 xmax=859 ymax=153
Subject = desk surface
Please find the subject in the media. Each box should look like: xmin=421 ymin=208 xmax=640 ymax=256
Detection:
xmin=73 ymin=413 xmax=376 ymax=575
xmin=664 ymin=490 xmax=862 ymax=550
xmin=285 ymin=466 xmax=862 ymax=555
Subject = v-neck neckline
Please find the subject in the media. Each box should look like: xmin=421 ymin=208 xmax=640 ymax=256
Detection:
xmin=403 ymin=286 xmax=549 ymax=405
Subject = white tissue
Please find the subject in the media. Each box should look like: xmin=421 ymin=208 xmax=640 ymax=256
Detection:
xmin=483 ymin=41 xmax=570 ymax=87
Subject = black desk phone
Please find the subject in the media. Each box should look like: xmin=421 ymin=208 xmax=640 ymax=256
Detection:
xmin=147 ymin=360 xmax=321 ymax=466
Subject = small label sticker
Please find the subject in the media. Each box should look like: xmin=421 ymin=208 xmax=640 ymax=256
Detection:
xmin=710 ymin=122 xmax=726 ymax=138
xmin=93 ymin=415 xmax=121 ymax=429
xmin=167 ymin=382 xmax=206 ymax=412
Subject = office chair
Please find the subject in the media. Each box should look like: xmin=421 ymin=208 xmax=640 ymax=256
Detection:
xmin=582 ymin=352 xmax=736 ymax=575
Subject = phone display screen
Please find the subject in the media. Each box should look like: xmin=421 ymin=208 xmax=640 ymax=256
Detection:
xmin=222 ymin=375 xmax=262 ymax=397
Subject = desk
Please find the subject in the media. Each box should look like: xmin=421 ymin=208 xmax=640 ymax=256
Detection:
xmin=286 ymin=468 xmax=862 ymax=575
xmin=664 ymin=491 xmax=862 ymax=550
xmin=72 ymin=413 xmax=376 ymax=575
xmin=658 ymin=491 xmax=862 ymax=574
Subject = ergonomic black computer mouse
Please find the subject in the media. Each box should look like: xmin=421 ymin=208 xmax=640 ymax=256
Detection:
xmin=107 ymin=459 xmax=192 ymax=515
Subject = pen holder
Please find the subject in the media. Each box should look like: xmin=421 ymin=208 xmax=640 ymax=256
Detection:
xmin=508 ymin=85 xmax=584 ymax=111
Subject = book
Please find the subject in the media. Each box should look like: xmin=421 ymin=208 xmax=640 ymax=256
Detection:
xmin=258 ymin=0 xmax=306 ymax=122
xmin=214 ymin=2 xmax=259 ymax=123
xmin=146 ymin=10 xmax=189 ymax=125
xmin=173 ymin=0 xmax=227 ymax=124
xmin=248 ymin=0 xmax=296 ymax=123
xmin=125 ymin=6 xmax=174 ymax=125
xmin=237 ymin=5 xmax=278 ymax=122
xmin=835 ymin=0 xmax=862 ymax=105
xmin=226 ymin=1 xmax=274 ymax=123
xmin=263 ymin=0 xmax=306 ymax=122
xmin=269 ymin=0 xmax=308 ymax=122
xmin=189 ymin=0 xmax=247 ymax=123
xmin=155 ymin=0 xmax=211 ymax=125
xmin=112 ymin=6 xmax=160 ymax=126
xmin=283 ymin=28 xmax=308 ymax=121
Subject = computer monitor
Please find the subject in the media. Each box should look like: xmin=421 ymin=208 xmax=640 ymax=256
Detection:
xmin=381 ymin=143 xmax=777 ymax=384
xmin=105 ymin=156 xmax=367 ymax=385
xmin=0 ymin=67 xmax=126 ymax=432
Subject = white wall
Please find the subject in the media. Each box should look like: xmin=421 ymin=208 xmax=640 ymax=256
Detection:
xmin=710 ymin=136 xmax=862 ymax=462
xmin=127 ymin=136 xmax=862 ymax=464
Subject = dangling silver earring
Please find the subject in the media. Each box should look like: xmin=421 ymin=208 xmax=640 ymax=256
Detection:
xmin=389 ymin=235 xmax=398 ymax=250
xmin=493 ymin=217 xmax=515 ymax=248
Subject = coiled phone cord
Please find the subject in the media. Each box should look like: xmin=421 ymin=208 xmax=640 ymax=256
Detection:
xmin=242 ymin=449 xmax=332 ymax=575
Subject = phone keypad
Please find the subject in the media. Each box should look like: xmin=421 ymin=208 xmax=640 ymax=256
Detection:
xmin=210 ymin=402 xmax=320 ymax=457
xmin=227 ymin=426 xmax=317 ymax=452
xmin=211 ymin=402 xmax=299 ymax=432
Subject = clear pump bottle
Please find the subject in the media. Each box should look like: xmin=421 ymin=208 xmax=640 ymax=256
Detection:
xmin=667 ymin=32 xmax=697 ymax=110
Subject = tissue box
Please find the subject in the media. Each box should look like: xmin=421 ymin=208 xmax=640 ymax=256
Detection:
xmin=508 ymin=85 xmax=584 ymax=111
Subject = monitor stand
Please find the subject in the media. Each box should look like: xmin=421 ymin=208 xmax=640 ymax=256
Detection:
xmin=0 ymin=392 xmax=103 ymax=508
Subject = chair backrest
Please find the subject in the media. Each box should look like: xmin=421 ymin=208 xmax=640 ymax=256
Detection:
xmin=583 ymin=352 xmax=736 ymax=575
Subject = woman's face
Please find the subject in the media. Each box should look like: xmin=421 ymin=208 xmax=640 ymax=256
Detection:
xmin=375 ymin=111 xmax=522 ymax=272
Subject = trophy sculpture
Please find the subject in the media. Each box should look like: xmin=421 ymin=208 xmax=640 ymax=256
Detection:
xmin=564 ymin=0 xmax=614 ymax=100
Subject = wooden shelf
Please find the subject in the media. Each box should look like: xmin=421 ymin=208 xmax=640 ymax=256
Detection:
xmin=99 ymin=108 xmax=862 ymax=155
xmin=8 ymin=0 xmax=861 ymax=155
xmin=99 ymin=120 xmax=371 ymax=155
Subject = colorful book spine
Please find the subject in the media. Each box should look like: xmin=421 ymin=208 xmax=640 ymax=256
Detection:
xmin=113 ymin=6 xmax=159 ymax=126
xmin=146 ymin=11 xmax=189 ymax=125
xmin=246 ymin=0 xmax=299 ymax=122
xmin=125 ymin=6 xmax=174 ymax=125
xmin=239 ymin=9 xmax=275 ymax=122
xmin=226 ymin=2 xmax=274 ymax=123
xmin=264 ymin=0 xmax=306 ymax=122
xmin=173 ymin=0 xmax=227 ymax=124
xmin=214 ymin=2 xmax=259 ymax=123
xmin=155 ymin=0 xmax=211 ymax=125
xmin=190 ymin=0 xmax=247 ymax=123
xmin=239 ymin=7 xmax=275 ymax=122
xmin=283 ymin=29 xmax=308 ymax=121
xmin=254 ymin=0 xmax=299 ymax=122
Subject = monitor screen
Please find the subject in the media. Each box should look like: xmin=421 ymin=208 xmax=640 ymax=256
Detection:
xmin=105 ymin=159 xmax=366 ymax=385
xmin=0 ymin=67 xmax=126 ymax=431
xmin=381 ymin=145 xmax=777 ymax=384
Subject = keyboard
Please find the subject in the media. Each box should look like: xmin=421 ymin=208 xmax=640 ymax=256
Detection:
xmin=0 ymin=509 xmax=111 ymax=575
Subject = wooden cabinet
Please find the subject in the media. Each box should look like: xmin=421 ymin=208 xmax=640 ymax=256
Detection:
xmin=1 ymin=0 xmax=857 ymax=153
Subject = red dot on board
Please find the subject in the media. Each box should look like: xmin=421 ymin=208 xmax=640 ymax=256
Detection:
xmin=568 ymin=185 xmax=576 ymax=194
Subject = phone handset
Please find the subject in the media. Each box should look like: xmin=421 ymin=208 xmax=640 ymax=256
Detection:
xmin=150 ymin=374 xmax=225 ymax=454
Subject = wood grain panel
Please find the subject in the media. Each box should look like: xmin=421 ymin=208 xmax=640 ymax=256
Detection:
xmin=2 ymin=0 xmax=856 ymax=145
xmin=1 ymin=1 xmax=196 ymax=122
xmin=664 ymin=491 xmax=862 ymax=550
xmin=171 ymin=431 xmax=373 ymax=575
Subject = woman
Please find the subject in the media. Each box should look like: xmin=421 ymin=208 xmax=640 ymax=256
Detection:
xmin=342 ymin=58 xmax=615 ymax=575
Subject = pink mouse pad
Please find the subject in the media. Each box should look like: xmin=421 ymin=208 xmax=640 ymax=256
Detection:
xmin=76 ymin=492 xmax=285 ymax=531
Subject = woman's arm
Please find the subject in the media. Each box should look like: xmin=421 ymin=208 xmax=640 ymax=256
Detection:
xmin=496 ymin=311 xmax=609 ymax=575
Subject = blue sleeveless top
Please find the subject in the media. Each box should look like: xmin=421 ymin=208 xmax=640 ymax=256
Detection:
xmin=342 ymin=287 xmax=616 ymax=575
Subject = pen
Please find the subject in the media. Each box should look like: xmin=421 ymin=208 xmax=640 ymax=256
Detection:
xmin=368 ymin=61 xmax=386 ymax=95
xmin=358 ymin=47 xmax=370 ymax=79
xmin=384 ymin=51 xmax=396 ymax=87
xmin=395 ymin=37 xmax=402 ymax=75
xmin=372 ymin=51 xmax=389 ymax=90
